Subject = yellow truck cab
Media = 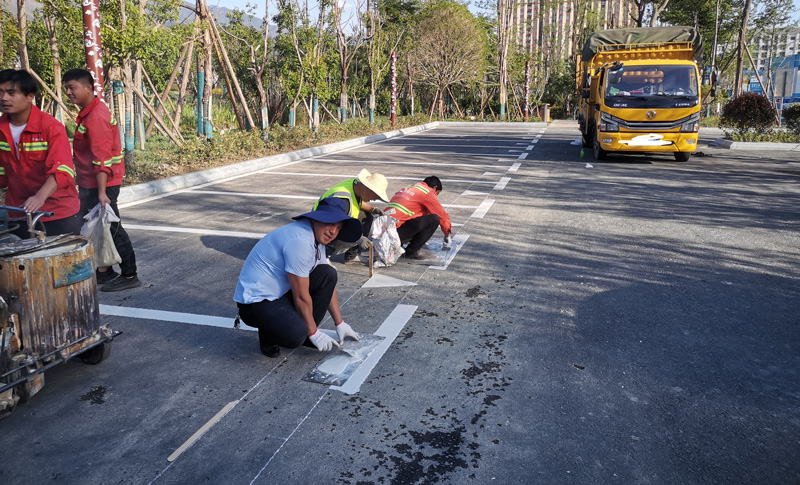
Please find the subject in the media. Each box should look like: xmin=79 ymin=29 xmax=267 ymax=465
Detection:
xmin=577 ymin=27 xmax=702 ymax=162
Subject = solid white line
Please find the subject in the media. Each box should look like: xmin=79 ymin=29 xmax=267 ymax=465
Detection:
xmin=431 ymin=234 xmax=469 ymax=271
xmin=526 ymin=145 xmax=535 ymax=150
xmin=253 ymin=171 xmax=497 ymax=185
xmin=168 ymin=401 xmax=239 ymax=462
xmin=507 ymin=149 xmax=522 ymax=153
xmin=99 ymin=304 xmax=249 ymax=329
xmin=471 ymin=199 xmax=495 ymax=219
xmin=189 ymin=190 xmax=318 ymax=199
xmin=331 ymin=304 xmax=417 ymax=394
xmin=508 ymin=163 xmax=521 ymax=172
xmin=461 ymin=190 xmax=488 ymax=197
xmin=124 ymin=224 xmax=264 ymax=239
xmin=518 ymin=152 xmax=528 ymax=160
xmin=443 ymin=203 xmax=479 ymax=209
xmin=493 ymin=177 xmax=511 ymax=191
xmin=354 ymin=145 xmax=520 ymax=150
xmin=312 ymin=158 xmax=511 ymax=169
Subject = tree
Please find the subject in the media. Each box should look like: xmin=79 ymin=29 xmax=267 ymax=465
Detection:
xmin=331 ymin=0 xmax=367 ymax=122
xmin=411 ymin=1 xmax=486 ymax=120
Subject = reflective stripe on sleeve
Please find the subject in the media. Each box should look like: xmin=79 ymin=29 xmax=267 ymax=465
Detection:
xmin=387 ymin=202 xmax=414 ymax=216
xmin=57 ymin=165 xmax=77 ymax=178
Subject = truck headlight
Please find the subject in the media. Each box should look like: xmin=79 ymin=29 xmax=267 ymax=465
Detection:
xmin=680 ymin=120 xmax=699 ymax=132
xmin=599 ymin=121 xmax=619 ymax=132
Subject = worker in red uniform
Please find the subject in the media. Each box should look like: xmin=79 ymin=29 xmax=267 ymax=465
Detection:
xmin=385 ymin=176 xmax=451 ymax=260
xmin=63 ymin=68 xmax=140 ymax=292
xmin=0 ymin=69 xmax=80 ymax=238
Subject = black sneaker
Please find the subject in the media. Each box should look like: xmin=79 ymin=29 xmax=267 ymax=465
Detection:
xmin=96 ymin=269 xmax=119 ymax=284
xmin=405 ymin=249 xmax=435 ymax=260
xmin=101 ymin=275 xmax=142 ymax=292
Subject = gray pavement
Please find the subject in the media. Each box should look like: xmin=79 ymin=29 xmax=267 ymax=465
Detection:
xmin=1 ymin=121 xmax=798 ymax=484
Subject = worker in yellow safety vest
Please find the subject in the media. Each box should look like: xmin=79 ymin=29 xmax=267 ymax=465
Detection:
xmin=314 ymin=168 xmax=389 ymax=262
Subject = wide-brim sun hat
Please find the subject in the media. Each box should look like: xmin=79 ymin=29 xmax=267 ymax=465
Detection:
xmin=357 ymin=168 xmax=389 ymax=202
xmin=292 ymin=196 xmax=362 ymax=242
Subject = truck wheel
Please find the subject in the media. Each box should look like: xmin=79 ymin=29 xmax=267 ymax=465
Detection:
xmin=592 ymin=128 xmax=607 ymax=160
xmin=674 ymin=152 xmax=691 ymax=162
xmin=81 ymin=342 xmax=111 ymax=365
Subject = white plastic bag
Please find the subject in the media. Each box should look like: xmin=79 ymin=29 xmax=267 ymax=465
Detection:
xmin=365 ymin=215 xmax=404 ymax=267
xmin=80 ymin=203 xmax=121 ymax=268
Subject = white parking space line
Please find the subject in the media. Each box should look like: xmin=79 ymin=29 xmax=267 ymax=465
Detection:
xmin=471 ymin=199 xmax=495 ymax=219
xmin=100 ymin=304 xmax=243 ymax=329
xmin=508 ymin=163 xmax=521 ymax=172
xmin=493 ymin=177 xmax=511 ymax=191
xmin=443 ymin=204 xmax=480 ymax=209
xmin=526 ymin=145 xmax=535 ymax=150
xmin=461 ymin=190 xmax=489 ymax=197
xmin=354 ymin=145 xmax=521 ymax=150
xmin=125 ymin=224 xmax=263 ymax=239
xmin=331 ymin=304 xmax=417 ymax=395
xmin=530 ymin=139 xmax=539 ymax=144
xmin=312 ymin=158 xmax=513 ymax=169
xmin=253 ymin=171 xmax=497 ymax=185
xmin=189 ymin=190 xmax=318 ymax=199
xmin=518 ymin=152 xmax=528 ymax=160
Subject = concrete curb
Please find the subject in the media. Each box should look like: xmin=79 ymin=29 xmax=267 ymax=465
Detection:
xmin=712 ymin=138 xmax=800 ymax=151
xmin=118 ymin=122 xmax=440 ymax=204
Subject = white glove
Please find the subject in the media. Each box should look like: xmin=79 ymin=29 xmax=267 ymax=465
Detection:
xmin=357 ymin=236 xmax=372 ymax=249
xmin=442 ymin=236 xmax=452 ymax=250
xmin=335 ymin=321 xmax=361 ymax=344
xmin=309 ymin=330 xmax=341 ymax=351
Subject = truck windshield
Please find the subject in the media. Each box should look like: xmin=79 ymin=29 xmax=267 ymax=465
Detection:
xmin=604 ymin=65 xmax=698 ymax=108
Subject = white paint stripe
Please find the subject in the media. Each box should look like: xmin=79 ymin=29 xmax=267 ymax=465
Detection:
xmin=442 ymin=204 xmax=479 ymax=209
xmin=471 ymin=199 xmax=495 ymax=219
xmin=526 ymin=145 xmax=535 ymax=150
xmin=507 ymin=149 xmax=522 ymax=153
xmin=124 ymin=224 xmax=264 ymax=239
xmin=331 ymin=304 xmax=417 ymax=394
xmin=253 ymin=171 xmax=496 ymax=184
xmin=189 ymin=190 xmax=318 ymax=199
xmin=461 ymin=190 xmax=488 ymax=197
xmin=99 ymin=304 xmax=248 ymax=329
xmin=508 ymin=163 xmax=521 ymax=172
xmin=518 ymin=152 xmax=528 ymax=160
xmin=168 ymin=401 xmax=239 ymax=462
xmin=430 ymin=234 xmax=469 ymax=271
xmin=493 ymin=177 xmax=511 ymax=190
xmin=354 ymin=146 xmax=520 ymax=151
xmin=312 ymin=158 xmax=511 ymax=169
xmin=538 ymin=130 xmax=545 ymax=133
xmin=483 ymin=171 xmax=502 ymax=176
xmin=535 ymin=134 xmax=543 ymax=138
xmin=362 ymin=275 xmax=417 ymax=288
xmin=516 ymin=142 xmax=529 ymax=145
xmin=530 ymin=139 xmax=539 ymax=144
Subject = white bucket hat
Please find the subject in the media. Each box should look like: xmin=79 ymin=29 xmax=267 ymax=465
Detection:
xmin=356 ymin=169 xmax=389 ymax=202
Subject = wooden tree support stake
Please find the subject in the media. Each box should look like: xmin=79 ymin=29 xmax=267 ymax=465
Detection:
xmin=145 ymin=41 xmax=190 ymax=136
xmin=27 ymin=69 xmax=75 ymax=123
xmin=133 ymin=86 xmax=183 ymax=146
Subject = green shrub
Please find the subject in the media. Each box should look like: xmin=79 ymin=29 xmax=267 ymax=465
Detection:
xmin=782 ymin=104 xmax=800 ymax=134
xmin=720 ymin=92 xmax=776 ymax=135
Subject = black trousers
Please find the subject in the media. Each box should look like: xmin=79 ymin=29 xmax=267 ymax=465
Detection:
xmin=10 ymin=212 xmax=81 ymax=239
xmin=237 ymin=264 xmax=337 ymax=350
xmin=79 ymin=185 xmax=138 ymax=277
xmin=397 ymin=214 xmax=440 ymax=254
xmin=326 ymin=210 xmax=373 ymax=257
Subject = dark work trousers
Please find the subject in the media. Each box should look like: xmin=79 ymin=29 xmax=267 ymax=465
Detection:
xmin=10 ymin=212 xmax=81 ymax=239
xmin=237 ymin=264 xmax=338 ymax=351
xmin=397 ymin=214 xmax=440 ymax=254
xmin=79 ymin=185 xmax=138 ymax=277
xmin=326 ymin=210 xmax=374 ymax=257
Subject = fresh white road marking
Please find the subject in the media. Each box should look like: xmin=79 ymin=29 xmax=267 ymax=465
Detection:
xmin=530 ymin=139 xmax=539 ymax=144
xmin=518 ymin=152 xmax=528 ymax=160
xmin=471 ymin=199 xmax=495 ymax=219
xmin=124 ymin=224 xmax=263 ymax=239
xmin=331 ymin=304 xmax=417 ymax=394
xmin=99 ymin=304 xmax=246 ymax=329
xmin=168 ymin=401 xmax=239 ymax=462
xmin=312 ymin=158 xmax=512 ymax=169
xmin=526 ymin=145 xmax=535 ymax=150
xmin=508 ymin=163 xmax=521 ymax=172
xmin=430 ymin=234 xmax=469 ymax=271
xmin=493 ymin=177 xmax=511 ymax=190
xmin=189 ymin=190 xmax=317 ymax=200
xmin=362 ymin=275 xmax=417 ymax=288
xmin=255 ymin=171 xmax=496 ymax=185
xmin=461 ymin=190 xmax=489 ymax=197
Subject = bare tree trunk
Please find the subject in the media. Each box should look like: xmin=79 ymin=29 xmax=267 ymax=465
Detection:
xmin=43 ymin=10 xmax=62 ymax=121
xmin=734 ymin=0 xmax=753 ymax=98
xmin=119 ymin=0 xmax=134 ymax=159
xmin=16 ymin=0 xmax=29 ymax=69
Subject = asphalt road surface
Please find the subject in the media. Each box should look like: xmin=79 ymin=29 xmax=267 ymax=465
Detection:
xmin=1 ymin=122 xmax=798 ymax=484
